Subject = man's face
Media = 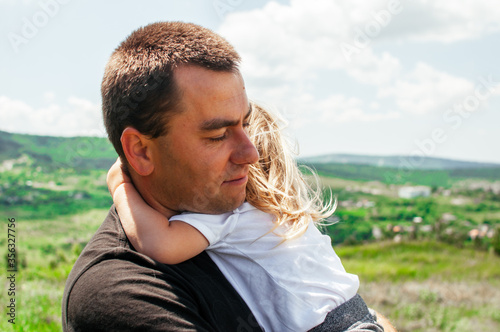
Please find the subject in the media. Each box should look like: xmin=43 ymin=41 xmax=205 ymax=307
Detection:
xmin=149 ymin=65 xmax=259 ymax=214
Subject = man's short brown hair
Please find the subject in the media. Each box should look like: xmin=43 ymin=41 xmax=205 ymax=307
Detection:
xmin=101 ymin=21 xmax=241 ymax=157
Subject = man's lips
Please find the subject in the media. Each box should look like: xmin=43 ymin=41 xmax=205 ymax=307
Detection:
xmin=223 ymin=174 xmax=248 ymax=185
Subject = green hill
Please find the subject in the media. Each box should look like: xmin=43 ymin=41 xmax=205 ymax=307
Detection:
xmin=0 ymin=130 xmax=117 ymax=170
xmin=300 ymin=153 xmax=500 ymax=170
xmin=0 ymin=130 xmax=117 ymax=219
xmin=301 ymin=160 xmax=500 ymax=187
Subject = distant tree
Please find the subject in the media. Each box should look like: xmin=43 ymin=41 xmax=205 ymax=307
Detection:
xmin=492 ymin=226 xmax=500 ymax=256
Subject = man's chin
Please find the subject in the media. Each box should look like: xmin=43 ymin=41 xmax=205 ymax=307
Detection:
xmin=206 ymin=196 xmax=245 ymax=214
xmin=178 ymin=193 xmax=246 ymax=215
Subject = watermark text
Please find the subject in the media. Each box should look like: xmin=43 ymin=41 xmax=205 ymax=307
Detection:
xmin=6 ymin=217 xmax=17 ymax=324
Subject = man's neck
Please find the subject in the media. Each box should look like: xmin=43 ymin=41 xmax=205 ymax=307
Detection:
xmin=131 ymin=173 xmax=178 ymax=219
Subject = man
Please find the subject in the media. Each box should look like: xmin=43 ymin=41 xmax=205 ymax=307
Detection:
xmin=62 ymin=22 xmax=396 ymax=331
xmin=62 ymin=21 xmax=263 ymax=332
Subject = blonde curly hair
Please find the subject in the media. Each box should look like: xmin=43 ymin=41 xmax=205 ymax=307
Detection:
xmin=245 ymin=103 xmax=336 ymax=240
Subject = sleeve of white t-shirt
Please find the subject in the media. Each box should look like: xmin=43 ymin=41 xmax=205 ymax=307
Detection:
xmin=169 ymin=210 xmax=238 ymax=246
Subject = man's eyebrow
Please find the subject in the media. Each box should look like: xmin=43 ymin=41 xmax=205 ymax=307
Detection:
xmin=200 ymin=106 xmax=252 ymax=131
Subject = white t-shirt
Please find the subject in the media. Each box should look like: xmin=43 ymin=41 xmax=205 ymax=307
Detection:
xmin=170 ymin=202 xmax=359 ymax=332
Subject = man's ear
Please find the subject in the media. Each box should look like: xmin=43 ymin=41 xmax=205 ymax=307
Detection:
xmin=120 ymin=127 xmax=155 ymax=176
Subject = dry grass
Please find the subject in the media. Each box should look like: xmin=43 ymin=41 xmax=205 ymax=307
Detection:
xmin=361 ymin=280 xmax=500 ymax=332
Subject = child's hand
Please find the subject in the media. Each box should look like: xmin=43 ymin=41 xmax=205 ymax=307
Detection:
xmin=107 ymin=158 xmax=132 ymax=197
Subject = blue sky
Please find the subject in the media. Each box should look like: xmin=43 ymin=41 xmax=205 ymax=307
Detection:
xmin=1 ymin=0 xmax=500 ymax=163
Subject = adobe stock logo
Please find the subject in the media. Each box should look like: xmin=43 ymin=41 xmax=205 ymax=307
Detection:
xmin=213 ymin=0 xmax=245 ymax=19
xmin=7 ymin=0 xmax=72 ymax=53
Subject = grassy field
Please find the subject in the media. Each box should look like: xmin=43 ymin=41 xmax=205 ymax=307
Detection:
xmin=338 ymin=242 xmax=500 ymax=332
xmin=1 ymin=209 xmax=106 ymax=332
xmin=1 ymin=209 xmax=499 ymax=331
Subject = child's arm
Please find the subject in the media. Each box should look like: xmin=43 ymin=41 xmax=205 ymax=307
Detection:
xmin=107 ymin=158 xmax=209 ymax=264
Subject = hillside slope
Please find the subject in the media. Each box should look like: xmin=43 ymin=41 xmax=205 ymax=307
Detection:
xmin=0 ymin=130 xmax=117 ymax=170
xmin=301 ymin=161 xmax=500 ymax=186
xmin=300 ymin=153 xmax=500 ymax=170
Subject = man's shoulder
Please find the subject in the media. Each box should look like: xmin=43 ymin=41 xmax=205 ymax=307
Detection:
xmin=62 ymin=206 xmax=185 ymax=303
xmin=62 ymin=206 xmax=263 ymax=332
xmin=62 ymin=206 xmax=201 ymax=330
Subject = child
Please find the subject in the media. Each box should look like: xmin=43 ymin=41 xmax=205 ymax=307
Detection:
xmin=107 ymin=103 xmax=384 ymax=332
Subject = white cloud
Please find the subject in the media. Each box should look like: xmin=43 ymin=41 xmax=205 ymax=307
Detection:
xmin=0 ymin=96 xmax=34 ymax=133
xmin=336 ymin=108 xmax=400 ymax=123
xmin=216 ymin=0 xmax=409 ymax=133
xmin=384 ymin=0 xmax=500 ymax=43
xmin=43 ymin=91 xmax=56 ymax=102
xmin=220 ymin=0 xmax=402 ymax=82
xmin=344 ymin=50 xmax=402 ymax=86
xmin=319 ymin=94 xmax=400 ymax=123
xmin=220 ymin=0 xmax=500 ymax=86
xmin=220 ymin=0 xmax=352 ymax=81
xmin=0 ymin=95 xmax=104 ymax=136
xmin=378 ymin=62 xmax=474 ymax=115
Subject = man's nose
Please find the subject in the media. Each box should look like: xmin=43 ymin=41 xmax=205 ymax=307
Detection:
xmin=231 ymin=130 xmax=259 ymax=165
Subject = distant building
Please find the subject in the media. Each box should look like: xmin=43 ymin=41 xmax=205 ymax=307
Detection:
xmin=372 ymin=226 xmax=383 ymax=240
xmin=441 ymin=213 xmax=457 ymax=223
xmin=451 ymin=197 xmax=468 ymax=206
xmin=398 ymin=186 xmax=431 ymax=199
xmin=420 ymin=225 xmax=433 ymax=232
xmin=339 ymin=199 xmax=375 ymax=208
xmin=413 ymin=216 xmax=423 ymax=223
